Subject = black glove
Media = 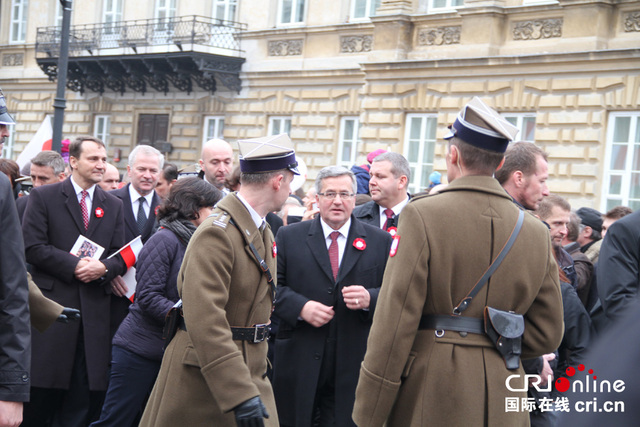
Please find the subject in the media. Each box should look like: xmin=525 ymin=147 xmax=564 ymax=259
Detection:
xmin=233 ymin=396 xmax=269 ymax=427
xmin=57 ymin=307 xmax=81 ymax=323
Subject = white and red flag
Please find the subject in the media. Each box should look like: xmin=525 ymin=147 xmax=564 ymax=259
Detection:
xmin=16 ymin=116 xmax=53 ymax=169
xmin=107 ymin=236 xmax=143 ymax=302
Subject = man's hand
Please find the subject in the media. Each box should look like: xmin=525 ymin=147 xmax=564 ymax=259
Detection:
xmin=109 ymin=275 xmax=128 ymax=297
xmin=57 ymin=308 xmax=81 ymax=323
xmin=538 ymin=353 xmax=556 ymax=387
xmin=300 ymin=301 xmax=334 ymax=327
xmin=233 ymin=396 xmax=269 ymax=427
xmin=301 ymin=207 xmax=319 ymax=222
xmin=0 ymin=401 xmax=22 ymax=427
xmin=74 ymin=258 xmax=107 ymax=283
xmin=342 ymin=285 xmax=370 ymax=310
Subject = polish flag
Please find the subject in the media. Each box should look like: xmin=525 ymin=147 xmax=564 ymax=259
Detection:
xmin=16 ymin=116 xmax=53 ymax=169
xmin=109 ymin=236 xmax=143 ymax=269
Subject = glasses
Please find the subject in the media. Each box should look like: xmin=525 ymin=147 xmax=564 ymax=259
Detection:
xmin=318 ymin=192 xmax=355 ymax=200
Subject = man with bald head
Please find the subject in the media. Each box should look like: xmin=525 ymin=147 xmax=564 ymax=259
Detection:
xmin=199 ymin=138 xmax=233 ymax=193
xmin=99 ymin=164 xmax=120 ymax=192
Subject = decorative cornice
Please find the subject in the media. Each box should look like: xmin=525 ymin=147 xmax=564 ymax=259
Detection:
xmin=624 ymin=11 xmax=640 ymax=32
xmin=340 ymin=35 xmax=373 ymax=53
xmin=2 ymin=53 xmax=24 ymax=67
xmin=268 ymin=39 xmax=303 ymax=56
xmin=513 ymin=18 xmax=562 ymax=40
xmin=418 ymin=26 xmax=461 ymax=46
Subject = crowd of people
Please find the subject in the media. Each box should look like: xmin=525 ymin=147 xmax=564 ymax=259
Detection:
xmin=1 ymin=90 xmax=639 ymax=427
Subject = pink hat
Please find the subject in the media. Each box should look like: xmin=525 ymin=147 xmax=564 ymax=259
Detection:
xmin=367 ymin=149 xmax=387 ymax=164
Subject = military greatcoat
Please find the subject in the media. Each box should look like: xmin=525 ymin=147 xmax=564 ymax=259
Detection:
xmin=352 ymin=176 xmax=564 ymax=427
xmin=140 ymin=193 xmax=278 ymax=427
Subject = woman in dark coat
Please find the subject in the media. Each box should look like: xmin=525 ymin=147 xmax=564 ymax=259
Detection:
xmin=91 ymin=178 xmax=221 ymax=427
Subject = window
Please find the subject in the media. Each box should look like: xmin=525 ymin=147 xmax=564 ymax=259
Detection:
xmin=601 ymin=112 xmax=640 ymax=211
xmin=203 ymin=116 xmax=225 ymax=143
xmin=503 ymin=113 xmax=536 ymax=142
xmin=268 ymin=117 xmax=292 ymax=136
xmin=429 ymin=0 xmax=464 ymax=12
xmin=55 ymin=0 xmax=63 ymax=28
xmin=404 ymin=114 xmax=437 ymax=194
xmin=1 ymin=125 xmax=16 ymax=159
xmin=103 ymin=0 xmax=123 ymax=36
xmin=10 ymin=0 xmax=28 ymax=43
xmin=94 ymin=116 xmax=111 ymax=147
xmin=352 ymin=0 xmax=381 ymax=20
xmin=338 ymin=117 xmax=361 ymax=168
xmin=278 ymin=0 xmax=305 ymax=26
xmin=213 ymin=0 xmax=237 ymax=22
xmin=155 ymin=0 xmax=177 ymax=31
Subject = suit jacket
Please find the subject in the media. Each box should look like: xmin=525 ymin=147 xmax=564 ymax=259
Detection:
xmin=22 ymin=178 xmax=126 ymax=390
xmin=272 ymin=216 xmax=392 ymax=427
xmin=110 ymin=183 xmax=161 ymax=244
xmin=0 ymin=173 xmax=31 ymax=402
xmin=352 ymin=176 xmax=564 ymax=427
xmin=109 ymin=184 xmax=162 ymax=336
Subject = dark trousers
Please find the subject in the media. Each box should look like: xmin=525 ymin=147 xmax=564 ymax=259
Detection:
xmin=90 ymin=345 xmax=161 ymax=427
xmin=22 ymin=332 xmax=105 ymax=427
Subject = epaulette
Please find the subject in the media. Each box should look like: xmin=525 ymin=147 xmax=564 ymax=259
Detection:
xmin=210 ymin=211 xmax=231 ymax=229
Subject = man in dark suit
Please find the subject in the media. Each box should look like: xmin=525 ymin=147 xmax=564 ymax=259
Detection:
xmin=108 ymin=145 xmax=163 ymax=336
xmin=22 ymin=136 xmax=127 ymax=427
xmin=272 ymin=166 xmax=392 ymax=427
xmin=353 ymin=151 xmax=411 ymax=232
xmin=16 ymin=150 xmax=66 ymax=223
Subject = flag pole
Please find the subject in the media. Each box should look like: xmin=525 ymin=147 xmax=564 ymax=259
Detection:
xmin=52 ymin=0 xmax=73 ymax=154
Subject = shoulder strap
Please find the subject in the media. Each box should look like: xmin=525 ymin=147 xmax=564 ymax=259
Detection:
xmin=228 ymin=218 xmax=277 ymax=306
xmin=453 ymin=209 xmax=525 ymax=315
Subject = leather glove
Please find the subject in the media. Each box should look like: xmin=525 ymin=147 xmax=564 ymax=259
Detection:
xmin=57 ymin=307 xmax=81 ymax=323
xmin=233 ymin=396 xmax=269 ymax=427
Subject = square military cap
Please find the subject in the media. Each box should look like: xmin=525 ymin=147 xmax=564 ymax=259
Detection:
xmin=0 ymin=92 xmax=16 ymax=126
xmin=444 ymin=97 xmax=519 ymax=153
xmin=238 ymin=133 xmax=299 ymax=175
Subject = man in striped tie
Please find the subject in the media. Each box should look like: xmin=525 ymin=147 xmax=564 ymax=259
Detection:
xmin=22 ymin=136 xmax=127 ymax=427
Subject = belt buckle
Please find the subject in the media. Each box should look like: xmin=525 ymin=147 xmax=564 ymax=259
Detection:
xmin=252 ymin=323 xmax=269 ymax=343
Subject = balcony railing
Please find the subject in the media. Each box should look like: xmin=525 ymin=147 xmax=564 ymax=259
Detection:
xmin=36 ymin=15 xmax=246 ymax=58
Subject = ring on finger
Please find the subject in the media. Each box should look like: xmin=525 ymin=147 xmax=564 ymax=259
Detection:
xmin=355 ymin=298 xmax=359 ymax=306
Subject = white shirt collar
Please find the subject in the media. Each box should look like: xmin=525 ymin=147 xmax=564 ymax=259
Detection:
xmin=70 ymin=176 xmax=96 ymax=200
xmin=128 ymin=184 xmax=155 ymax=205
xmin=320 ymin=217 xmax=351 ymax=240
xmin=378 ymin=194 xmax=410 ymax=217
xmin=236 ymin=193 xmax=265 ymax=230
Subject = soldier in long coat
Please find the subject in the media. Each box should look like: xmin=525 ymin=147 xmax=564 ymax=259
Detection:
xmin=140 ymin=134 xmax=299 ymax=427
xmin=352 ymin=98 xmax=564 ymax=427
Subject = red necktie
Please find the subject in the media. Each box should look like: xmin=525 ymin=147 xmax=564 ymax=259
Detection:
xmin=80 ymin=190 xmax=89 ymax=230
xmin=329 ymin=231 xmax=340 ymax=281
xmin=383 ymin=208 xmax=394 ymax=231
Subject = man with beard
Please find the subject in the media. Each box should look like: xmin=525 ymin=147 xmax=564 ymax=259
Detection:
xmin=199 ymin=138 xmax=234 ymax=194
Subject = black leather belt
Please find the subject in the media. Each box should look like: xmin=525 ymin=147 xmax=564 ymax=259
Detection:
xmin=419 ymin=314 xmax=485 ymax=335
xmin=178 ymin=318 xmax=270 ymax=344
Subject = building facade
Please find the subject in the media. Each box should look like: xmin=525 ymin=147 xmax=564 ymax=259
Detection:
xmin=1 ymin=0 xmax=639 ymax=210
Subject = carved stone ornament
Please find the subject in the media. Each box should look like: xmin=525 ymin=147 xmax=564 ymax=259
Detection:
xmin=340 ymin=35 xmax=373 ymax=53
xmin=2 ymin=53 xmax=24 ymax=66
xmin=513 ymin=19 xmax=562 ymax=40
xmin=418 ymin=26 xmax=461 ymax=46
xmin=268 ymin=39 xmax=303 ymax=56
xmin=624 ymin=11 xmax=640 ymax=32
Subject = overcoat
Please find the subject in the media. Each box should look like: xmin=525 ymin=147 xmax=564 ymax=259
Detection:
xmin=597 ymin=209 xmax=640 ymax=322
xmin=0 ymin=173 xmax=31 ymax=402
xmin=22 ymin=178 xmax=126 ymax=390
xmin=352 ymin=176 xmax=564 ymax=427
xmin=272 ymin=216 xmax=391 ymax=426
xmin=140 ymin=193 xmax=278 ymax=427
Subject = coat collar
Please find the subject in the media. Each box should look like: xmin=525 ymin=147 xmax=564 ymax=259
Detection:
xmin=61 ymin=178 xmax=107 ymax=236
xmin=439 ymin=176 xmax=513 ymax=201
